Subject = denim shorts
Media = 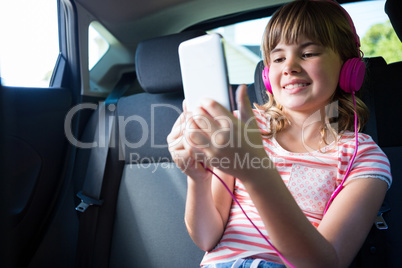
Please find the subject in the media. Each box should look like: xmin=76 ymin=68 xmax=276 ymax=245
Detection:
xmin=202 ymin=258 xmax=286 ymax=268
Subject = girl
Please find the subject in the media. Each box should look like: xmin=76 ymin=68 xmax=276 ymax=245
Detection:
xmin=167 ymin=0 xmax=392 ymax=267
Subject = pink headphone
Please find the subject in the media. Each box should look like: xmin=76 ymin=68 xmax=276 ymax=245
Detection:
xmin=262 ymin=0 xmax=365 ymax=95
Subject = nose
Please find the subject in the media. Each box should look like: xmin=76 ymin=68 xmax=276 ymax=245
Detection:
xmin=283 ymin=56 xmax=301 ymax=75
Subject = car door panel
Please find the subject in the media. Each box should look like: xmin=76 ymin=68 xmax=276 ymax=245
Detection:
xmin=2 ymin=86 xmax=72 ymax=267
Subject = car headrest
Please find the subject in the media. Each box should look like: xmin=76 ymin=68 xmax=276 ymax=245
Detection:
xmin=385 ymin=0 xmax=402 ymax=42
xmin=253 ymin=60 xmax=269 ymax=106
xmin=135 ymin=30 xmax=206 ymax=94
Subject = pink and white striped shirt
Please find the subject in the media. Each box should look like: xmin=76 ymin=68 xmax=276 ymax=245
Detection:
xmin=200 ymin=110 xmax=392 ymax=266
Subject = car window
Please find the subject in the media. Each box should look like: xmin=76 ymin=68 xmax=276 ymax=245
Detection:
xmin=88 ymin=21 xmax=110 ymax=71
xmin=208 ymin=17 xmax=268 ymax=85
xmin=0 ymin=0 xmax=59 ymax=87
xmin=210 ymin=0 xmax=401 ymax=85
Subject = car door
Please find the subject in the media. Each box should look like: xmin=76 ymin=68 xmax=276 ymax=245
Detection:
xmin=0 ymin=1 xmax=82 ymax=267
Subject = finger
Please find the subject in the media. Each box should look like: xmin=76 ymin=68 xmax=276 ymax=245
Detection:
xmin=182 ymin=99 xmax=187 ymax=113
xmin=236 ymin=85 xmax=264 ymax=149
xmin=171 ymin=150 xmax=209 ymax=177
xmin=168 ymin=136 xmax=185 ymax=153
xmin=170 ymin=149 xmax=192 ymax=171
xmin=198 ymin=99 xmax=235 ymax=129
xmin=236 ymin=85 xmax=260 ymax=131
xmin=184 ymin=115 xmax=212 ymax=149
xmin=199 ymin=98 xmax=233 ymax=118
xmin=236 ymin=84 xmax=256 ymax=124
xmin=181 ymin=136 xmax=207 ymax=164
xmin=167 ymin=114 xmax=185 ymax=143
xmin=191 ymin=106 xmax=221 ymax=134
xmin=168 ymin=119 xmax=185 ymax=140
xmin=173 ymin=111 xmax=186 ymax=128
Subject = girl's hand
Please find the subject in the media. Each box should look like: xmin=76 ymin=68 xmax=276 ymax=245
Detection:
xmin=183 ymin=85 xmax=269 ymax=180
xmin=167 ymin=101 xmax=211 ymax=181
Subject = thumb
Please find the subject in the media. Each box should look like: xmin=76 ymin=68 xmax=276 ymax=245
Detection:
xmin=236 ymin=85 xmax=255 ymax=123
xmin=236 ymin=85 xmax=264 ymax=150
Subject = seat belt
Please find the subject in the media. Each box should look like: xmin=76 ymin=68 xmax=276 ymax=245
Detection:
xmin=74 ymin=102 xmax=113 ymax=212
xmin=75 ymin=72 xmax=135 ymax=268
xmin=75 ymin=71 xmax=135 ymax=212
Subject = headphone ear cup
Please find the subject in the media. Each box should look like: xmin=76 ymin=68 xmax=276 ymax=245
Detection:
xmin=262 ymin=66 xmax=273 ymax=94
xmin=339 ymin=58 xmax=365 ymax=93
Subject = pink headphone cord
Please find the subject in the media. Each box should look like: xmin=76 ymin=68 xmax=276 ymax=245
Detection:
xmin=200 ymin=163 xmax=296 ymax=268
xmin=200 ymin=93 xmax=359 ymax=267
xmin=323 ymin=92 xmax=359 ymax=215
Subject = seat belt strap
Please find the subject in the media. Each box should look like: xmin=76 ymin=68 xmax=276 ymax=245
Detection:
xmin=75 ymin=71 xmax=135 ymax=212
xmin=75 ymin=72 xmax=135 ymax=268
xmin=75 ymin=102 xmax=112 ymax=212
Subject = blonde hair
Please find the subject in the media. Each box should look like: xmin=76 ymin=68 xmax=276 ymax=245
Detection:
xmin=258 ymin=0 xmax=369 ymax=144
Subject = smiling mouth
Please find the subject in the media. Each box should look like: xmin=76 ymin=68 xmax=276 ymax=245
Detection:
xmin=283 ymin=83 xmax=310 ymax=89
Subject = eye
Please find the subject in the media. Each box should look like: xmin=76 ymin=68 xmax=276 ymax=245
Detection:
xmin=273 ymin=57 xmax=285 ymax=63
xmin=302 ymin=53 xmax=319 ymax=58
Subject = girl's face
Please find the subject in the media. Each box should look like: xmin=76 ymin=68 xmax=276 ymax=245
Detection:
xmin=268 ymin=35 xmax=343 ymax=115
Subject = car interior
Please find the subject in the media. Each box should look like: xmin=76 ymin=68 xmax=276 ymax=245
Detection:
xmin=1 ymin=0 xmax=401 ymax=267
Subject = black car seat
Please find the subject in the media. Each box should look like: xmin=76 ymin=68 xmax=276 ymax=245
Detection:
xmin=360 ymin=0 xmax=402 ymax=266
xmin=372 ymin=60 xmax=402 ymax=268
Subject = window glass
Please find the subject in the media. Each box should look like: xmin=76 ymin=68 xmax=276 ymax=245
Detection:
xmin=0 ymin=0 xmax=59 ymax=87
xmin=343 ymin=1 xmax=402 ymax=64
xmin=209 ymin=17 xmax=269 ymax=85
xmin=210 ymin=0 xmax=400 ymax=85
xmin=88 ymin=22 xmax=110 ymax=70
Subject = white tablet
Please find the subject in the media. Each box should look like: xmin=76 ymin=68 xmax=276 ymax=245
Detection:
xmin=178 ymin=33 xmax=234 ymax=112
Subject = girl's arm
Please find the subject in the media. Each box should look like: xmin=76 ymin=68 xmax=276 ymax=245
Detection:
xmin=167 ymin=101 xmax=234 ymax=252
xmin=185 ymin=169 xmax=234 ymax=251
